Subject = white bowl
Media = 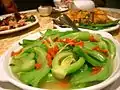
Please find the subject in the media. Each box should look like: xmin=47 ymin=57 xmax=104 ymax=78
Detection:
xmin=0 ymin=29 xmax=120 ymax=90
xmin=70 ymin=0 xmax=95 ymax=11
xmin=38 ymin=6 xmax=52 ymax=16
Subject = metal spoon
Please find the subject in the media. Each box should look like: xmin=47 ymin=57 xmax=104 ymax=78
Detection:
xmin=59 ymin=14 xmax=81 ymax=31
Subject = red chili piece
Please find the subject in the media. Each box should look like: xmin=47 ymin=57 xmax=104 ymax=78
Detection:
xmin=35 ymin=63 xmax=42 ymax=69
xmin=92 ymin=46 xmax=108 ymax=55
xmin=57 ymin=38 xmax=84 ymax=47
xmin=91 ymin=66 xmax=102 ymax=75
xmin=89 ymin=35 xmax=97 ymax=42
xmin=46 ymin=45 xmax=59 ymax=67
xmin=11 ymin=48 xmax=23 ymax=56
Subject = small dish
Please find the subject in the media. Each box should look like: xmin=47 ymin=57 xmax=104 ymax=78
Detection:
xmin=38 ymin=6 xmax=52 ymax=16
xmin=71 ymin=0 xmax=95 ymax=10
xmin=53 ymin=0 xmax=68 ymax=12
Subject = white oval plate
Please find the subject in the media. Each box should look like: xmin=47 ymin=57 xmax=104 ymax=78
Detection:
xmin=0 ymin=29 xmax=120 ymax=90
xmin=0 ymin=14 xmax=38 ymax=35
xmin=54 ymin=16 xmax=120 ymax=32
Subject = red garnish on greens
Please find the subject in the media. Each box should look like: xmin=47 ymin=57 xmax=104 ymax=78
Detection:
xmin=46 ymin=53 xmax=52 ymax=67
xmin=65 ymin=38 xmax=76 ymax=45
xmin=100 ymin=49 xmax=108 ymax=54
xmin=11 ymin=48 xmax=23 ymax=56
xmin=35 ymin=63 xmax=42 ymax=69
xmin=46 ymin=45 xmax=59 ymax=67
xmin=89 ymin=35 xmax=97 ymax=42
xmin=92 ymin=46 xmax=108 ymax=55
xmin=91 ymin=66 xmax=102 ymax=75
xmin=57 ymin=38 xmax=84 ymax=47
xmin=92 ymin=46 xmax=100 ymax=51
xmin=75 ymin=41 xmax=84 ymax=47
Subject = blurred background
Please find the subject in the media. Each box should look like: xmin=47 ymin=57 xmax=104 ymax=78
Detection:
xmin=14 ymin=0 xmax=55 ymax=11
xmin=15 ymin=0 xmax=120 ymax=11
xmin=0 ymin=0 xmax=120 ymax=15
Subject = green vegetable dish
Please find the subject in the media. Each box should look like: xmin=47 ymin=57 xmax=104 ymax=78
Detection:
xmin=10 ymin=29 xmax=116 ymax=89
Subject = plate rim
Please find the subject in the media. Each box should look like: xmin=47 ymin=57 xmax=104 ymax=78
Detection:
xmin=0 ymin=14 xmax=38 ymax=35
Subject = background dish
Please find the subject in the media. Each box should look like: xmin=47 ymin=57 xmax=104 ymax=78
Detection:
xmin=54 ymin=16 xmax=120 ymax=32
xmin=54 ymin=8 xmax=120 ymax=32
xmin=0 ymin=13 xmax=38 ymax=35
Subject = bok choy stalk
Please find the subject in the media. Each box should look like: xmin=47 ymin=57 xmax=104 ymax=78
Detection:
xmin=73 ymin=46 xmax=103 ymax=66
xmin=52 ymin=51 xmax=85 ymax=79
xmin=70 ymin=58 xmax=112 ymax=88
xmin=19 ymin=47 xmax=50 ymax=87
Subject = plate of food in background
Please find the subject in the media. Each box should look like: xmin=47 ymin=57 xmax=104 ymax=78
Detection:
xmin=0 ymin=12 xmax=38 ymax=34
xmin=53 ymin=8 xmax=120 ymax=32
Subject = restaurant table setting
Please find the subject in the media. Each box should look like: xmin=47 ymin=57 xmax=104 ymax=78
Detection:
xmin=0 ymin=1 xmax=120 ymax=89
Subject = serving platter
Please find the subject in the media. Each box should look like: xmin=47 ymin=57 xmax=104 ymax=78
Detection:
xmin=54 ymin=16 xmax=120 ymax=32
xmin=0 ymin=13 xmax=38 ymax=35
xmin=0 ymin=28 xmax=120 ymax=90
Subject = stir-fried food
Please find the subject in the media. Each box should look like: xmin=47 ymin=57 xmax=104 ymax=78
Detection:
xmin=54 ymin=8 xmax=119 ymax=30
xmin=66 ymin=8 xmax=110 ymax=24
xmin=0 ymin=13 xmax=36 ymax=31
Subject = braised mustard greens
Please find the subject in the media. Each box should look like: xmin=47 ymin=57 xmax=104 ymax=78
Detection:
xmin=10 ymin=29 xmax=116 ymax=89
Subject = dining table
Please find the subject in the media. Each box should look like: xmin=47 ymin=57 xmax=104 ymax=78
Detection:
xmin=0 ymin=7 xmax=120 ymax=90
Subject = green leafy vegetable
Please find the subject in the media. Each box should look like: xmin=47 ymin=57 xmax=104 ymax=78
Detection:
xmin=25 ymin=15 xmax=36 ymax=22
xmin=10 ymin=29 xmax=116 ymax=89
xmin=52 ymin=51 xmax=85 ymax=79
